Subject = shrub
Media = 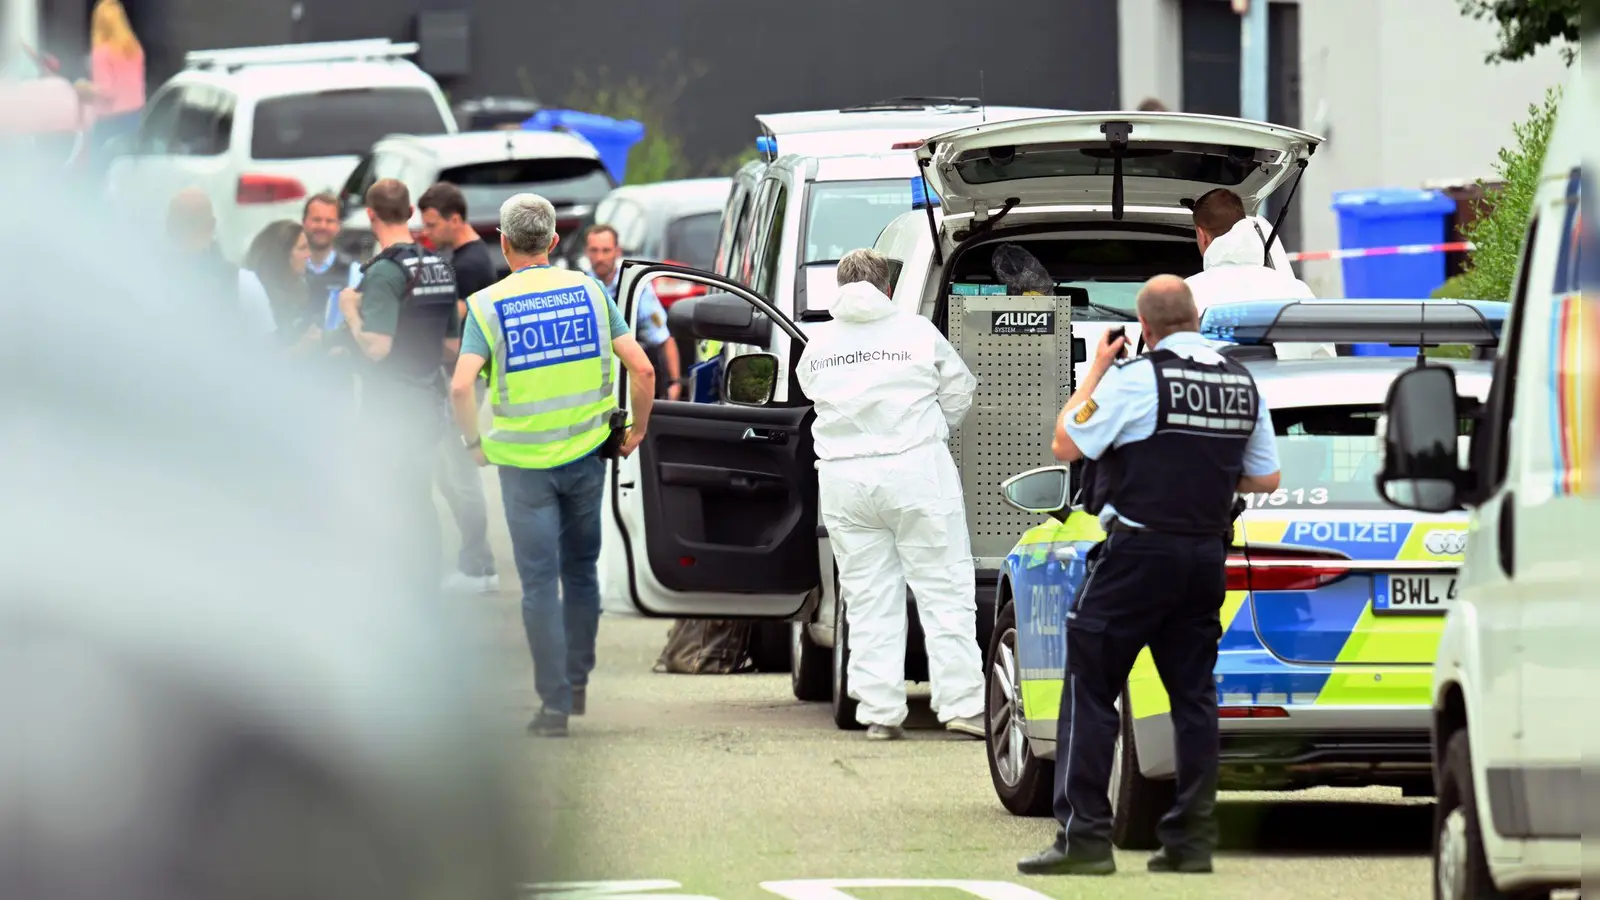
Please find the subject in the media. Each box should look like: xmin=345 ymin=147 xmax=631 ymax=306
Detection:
xmin=1449 ymin=85 xmax=1562 ymax=301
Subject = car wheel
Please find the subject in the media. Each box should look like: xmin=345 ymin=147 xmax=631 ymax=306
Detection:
xmin=1435 ymin=730 xmax=1517 ymax=900
xmin=791 ymin=620 xmax=831 ymax=701
xmin=748 ymin=621 xmax=791 ymax=673
xmin=1110 ymin=688 xmax=1174 ymax=851
xmin=831 ymin=589 xmax=863 ymax=730
xmin=984 ymin=601 xmax=1052 ymax=816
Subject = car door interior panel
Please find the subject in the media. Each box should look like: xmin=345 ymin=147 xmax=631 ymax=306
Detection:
xmin=639 ymin=402 xmax=820 ymax=595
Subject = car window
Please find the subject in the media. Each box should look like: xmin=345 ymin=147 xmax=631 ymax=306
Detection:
xmin=752 ymin=183 xmax=788 ymax=298
xmin=665 ymin=212 xmax=720 ymax=269
xmin=250 ymin=88 xmax=448 ymax=161
xmin=953 ymin=146 xmax=1255 ymax=187
xmin=1249 ymin=404 xmax=1473 ymax=510
xmin=714 ymin=184 xmax=750 ymax=275
xmin=135 ymin=88 xmax=182 ymax=154
xmin=803 ymin=179 xmax=913 ymax=263
xmin=597 ymin=198 xmax=648 ymax=253
xmin=440 ymin=157 xmax=614 ymax=223
xmin=339 ymin=153 xmax=377 ymax=214
xmin=210 ymin=91 xmax=236 ymax=154
xmin=736 ymin=180 xmax=777 ymax=287
xmin=722 ymin=189 xmax=756 ymax=280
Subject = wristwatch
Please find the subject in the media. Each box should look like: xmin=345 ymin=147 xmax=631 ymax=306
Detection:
xmin=461 ymin=435 xmax=481 ymax=450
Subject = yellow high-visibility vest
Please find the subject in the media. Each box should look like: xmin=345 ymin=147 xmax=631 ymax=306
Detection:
xmin=468 ymin=265 xmax=617 ymax=469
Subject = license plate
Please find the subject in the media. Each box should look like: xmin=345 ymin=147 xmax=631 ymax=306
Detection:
xmin=1372 ymin=574 xmax=1458 ymax=615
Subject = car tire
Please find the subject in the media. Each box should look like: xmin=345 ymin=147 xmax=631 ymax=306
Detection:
xmin=984 ymin=601 xmax=1053 ymax=817
xmin=749 ymin=621 xmax=791 ymax=673
xmin=1434 ymin=730 xmax=1519 ymax=900
xmin=831 ymin=590 xmax=864 ymax=730
xmin=1110 ymin=689 xmax=1174 ymax=851
xmin=791 ymin=621 xmax=831 ymax=702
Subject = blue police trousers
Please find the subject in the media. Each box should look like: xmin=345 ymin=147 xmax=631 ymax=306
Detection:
xmin=1053 ymin=529 xmax=1227 ymax=861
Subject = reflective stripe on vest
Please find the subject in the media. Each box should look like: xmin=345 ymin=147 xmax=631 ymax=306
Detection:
xmin=469 ymin=266 xmax=617 ymax=467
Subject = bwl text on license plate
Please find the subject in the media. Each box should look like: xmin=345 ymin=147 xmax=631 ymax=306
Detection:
xmin=1373 ymin=574 xmax=1458 ymax=614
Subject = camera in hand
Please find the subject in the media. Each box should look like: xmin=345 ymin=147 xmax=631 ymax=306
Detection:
xmin=1107 ymin=326 xmax=1129 ymax=359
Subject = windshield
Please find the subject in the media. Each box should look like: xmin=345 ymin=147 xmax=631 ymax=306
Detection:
xmin=1241 ymin=404 xmax=1472 ymax=511
xmin=665 ymin=212 xmax=720 ymax=269
xmin=1056 ymin=280 xmax=1142 ymax=320
xmin=804 ymin=179 xmax=913 ymax=264
xmin=439 ymin=157 xmax=613 ymax=217
xmin=251 ymin=88 xmax=449 ymax=160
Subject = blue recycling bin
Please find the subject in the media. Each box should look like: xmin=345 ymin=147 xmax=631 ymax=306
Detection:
xmin=522 ymin=109 xmax=645 ymax=184
xmin=1332 ymin=188 xmax=1458 ymax=356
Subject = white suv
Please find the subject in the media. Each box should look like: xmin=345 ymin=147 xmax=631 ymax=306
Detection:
xmin=1377 ymin=61 xmax=1589 ymax=900
xmin=334 ymin=130 xmax=614 ymax=271
xmin=105 ymin=40 xmax=456 ymax=263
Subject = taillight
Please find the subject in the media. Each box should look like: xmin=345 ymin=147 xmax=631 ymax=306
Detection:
xmin=891 ymin=140 xmax=924 ymax=150
xmin=1218 ymin=706 xmax=1289 ymax=719
xmin=236 ymin=173 xmax=306 ymax=205
xmin=1226 ymin=549 xmax=1351 ymax=592
xmin=652 ymin=259 xmax=708 ymax=308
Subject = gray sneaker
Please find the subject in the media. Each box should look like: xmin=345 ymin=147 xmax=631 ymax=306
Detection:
xmin=865 ymin=724 xmax=906 ymax=741
xmin=945 ymin=714 xmax=985 ymax=739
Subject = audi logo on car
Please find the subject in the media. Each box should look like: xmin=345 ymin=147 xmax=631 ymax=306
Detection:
xmin=1424 ymin=531 xmax=1469 ymax=555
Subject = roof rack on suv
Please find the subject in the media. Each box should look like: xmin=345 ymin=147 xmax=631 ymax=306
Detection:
xmin=839 ymin=96 xmax=982 ymax=112
xmin=184 ymin=40 xmax=419 ymax=73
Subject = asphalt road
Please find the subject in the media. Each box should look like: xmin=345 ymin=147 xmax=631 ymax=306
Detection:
xmin=455 ymin=475 xmax=1437 ymax=900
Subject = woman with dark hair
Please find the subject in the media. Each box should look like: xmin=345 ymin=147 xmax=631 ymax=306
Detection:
xmin=241 ymin=220 xmax=316 ymax=347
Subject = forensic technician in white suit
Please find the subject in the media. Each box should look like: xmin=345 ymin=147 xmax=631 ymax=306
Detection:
xmin=796 ymin=248 xmax=986 ymax=741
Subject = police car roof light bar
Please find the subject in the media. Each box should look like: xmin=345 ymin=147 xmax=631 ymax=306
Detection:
xmin=1199 ymin=299 xmax=1508 ymax=347
xmin=184 ymin=40 xmax=419 ymax=72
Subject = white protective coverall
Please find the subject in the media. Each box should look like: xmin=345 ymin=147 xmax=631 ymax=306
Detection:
xmin=1185 ymin=216 xmax=1334 ymax=359
xmin=796 ymin=281 xmax=984 ymax=727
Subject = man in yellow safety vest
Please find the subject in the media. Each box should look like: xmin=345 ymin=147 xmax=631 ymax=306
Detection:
xmin=449 ymin=192 xmax=657 ymax=737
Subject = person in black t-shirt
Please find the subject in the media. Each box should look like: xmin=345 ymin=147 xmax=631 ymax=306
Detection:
xmin=418 ymin=182 xmax=500 ymax=594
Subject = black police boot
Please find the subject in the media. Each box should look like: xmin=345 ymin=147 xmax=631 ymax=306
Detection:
xmin=1016 ymin=842 xmax=1115 ymax=876
xmin=571 ymin=686 xmax=586 ymax=716
xmin=1147 ymin=848 xmax=1213 ymax=873
xmin=527 ymin=708 xmax=569 ymax=737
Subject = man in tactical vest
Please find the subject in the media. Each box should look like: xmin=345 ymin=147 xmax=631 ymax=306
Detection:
xmin=1018 ymin=275 xmax=1281 ymax=877
xmin=338 ymin=178 xmax=462 ymax=592
xmin=449 ymin=193 xmax=657 ymax=738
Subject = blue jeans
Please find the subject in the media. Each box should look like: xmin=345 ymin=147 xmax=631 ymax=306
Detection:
xmin=498 ymin=453 xmax=604 ymax=715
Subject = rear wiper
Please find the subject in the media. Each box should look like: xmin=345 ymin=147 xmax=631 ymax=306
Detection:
xmin=803 ymin=259 xmax=840 ymax=266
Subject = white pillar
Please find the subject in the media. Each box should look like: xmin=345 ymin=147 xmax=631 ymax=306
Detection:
xmin=1240 ymin=0 xmax=1269 ymax=121
xmin=1118 ymin=0 xmax=1183 ymax=109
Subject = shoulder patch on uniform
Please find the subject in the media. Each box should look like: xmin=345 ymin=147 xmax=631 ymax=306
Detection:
xmin=1073 ymin=400 xmax=1099 ymax=425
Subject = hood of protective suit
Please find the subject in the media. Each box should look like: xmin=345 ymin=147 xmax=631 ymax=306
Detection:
xmin=830 ymin=280 xmax=898 ymax=323
xmin=1205 ymin=217 xmax=1286 ymax=270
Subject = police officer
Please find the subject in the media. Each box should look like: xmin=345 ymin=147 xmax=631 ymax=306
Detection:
xmin=1017 ymin=275 xmax=1280 ymax=877
xmin=337 ymin=177 xmax=461 ymax=592
xmin=449 ymin=193 xmax=656 ymax=738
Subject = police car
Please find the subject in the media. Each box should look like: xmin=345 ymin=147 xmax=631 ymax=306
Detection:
xmin=982 ymin=298 xmax=1505 ymax=850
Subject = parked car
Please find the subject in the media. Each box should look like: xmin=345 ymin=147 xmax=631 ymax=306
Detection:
xmin=594 ymin=177 xmax=731 ymax=300
xmin=105 ymin=39 xmax=456 ymax=264
xmin=335 ymin=129 xmax=614 ymax=275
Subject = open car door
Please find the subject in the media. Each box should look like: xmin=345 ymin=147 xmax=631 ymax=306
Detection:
xmin=914 ymin=111 xmax=1323 ymax=219
xmin=605 ymin=261 xmax=819 ymax=618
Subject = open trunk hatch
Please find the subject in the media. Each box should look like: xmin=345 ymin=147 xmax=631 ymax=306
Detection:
xmin=915 ymin=112 xmax=1322 ymax=218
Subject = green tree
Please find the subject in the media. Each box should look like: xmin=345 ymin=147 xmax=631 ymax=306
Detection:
xmin=1440 ymin=86 xmax=1562 ymax=303
xmin=522 ymin=54 xmax=756 ymax=185
xmin=1458 ymin=0 xmax=1580 ymax=64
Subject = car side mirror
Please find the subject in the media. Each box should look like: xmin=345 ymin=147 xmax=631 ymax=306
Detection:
xmin=1000 ymin=466 xmax=1072 ymax=522
xmin=667 ymin=292 xmax=773 ymax=346
xmin=722 ymin=352 xmax=779 ymax=407
xmin=1377 ymin=365 xmax=1466 ymax=513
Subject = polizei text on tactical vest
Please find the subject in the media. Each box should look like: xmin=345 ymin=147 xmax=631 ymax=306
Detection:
xmin=809 ymin=349 xmax=912 ymax=371
xmin=1169 ymin=381 xmax=1255 ymax=416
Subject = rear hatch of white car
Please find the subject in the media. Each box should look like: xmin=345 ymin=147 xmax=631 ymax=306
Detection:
xmin=915 ymin=112 xmax=1322 ymax=220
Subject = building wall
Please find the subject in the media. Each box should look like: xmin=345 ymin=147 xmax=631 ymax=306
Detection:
xmin=1120 ymin=0 xmax=1570 ymax=297
xmin=101 ymin=0 xmax=1121 ymax=173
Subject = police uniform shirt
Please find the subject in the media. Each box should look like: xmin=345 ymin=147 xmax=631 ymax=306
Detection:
xmin=1063 ymin=331 xmax=1280 ymax=530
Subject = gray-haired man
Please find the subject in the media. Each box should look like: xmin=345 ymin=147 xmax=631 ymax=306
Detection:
xmin=450 ymin=193 xmax=656 ymax=737
xmin=795 ymin=248 xmax=985 ymax=740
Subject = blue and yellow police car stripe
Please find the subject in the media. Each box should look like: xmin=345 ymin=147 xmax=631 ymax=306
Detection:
xmin=1009 ymin=515 xmax=1469 ymax=725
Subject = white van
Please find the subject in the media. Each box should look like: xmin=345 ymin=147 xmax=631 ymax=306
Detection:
xmin=599 ymin=111 xmax=1324 ymax=729
xmin=1375 ymin=62 xmax=1592 ymax=899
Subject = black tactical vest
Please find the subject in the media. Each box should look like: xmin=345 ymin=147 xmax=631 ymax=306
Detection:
xmin=366 ymin=244 xmax=457 ymax=384
xmin=1083 ymin=348 xmax=1261 ymax=535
